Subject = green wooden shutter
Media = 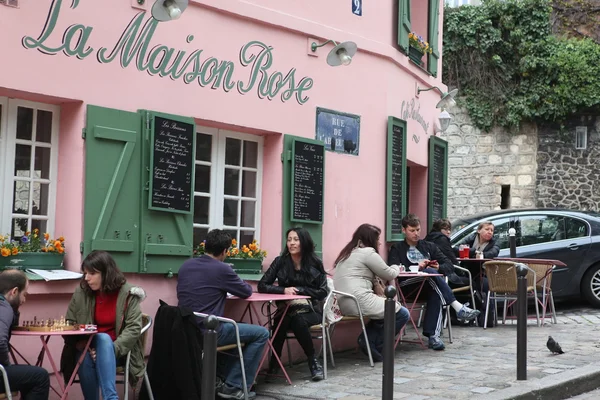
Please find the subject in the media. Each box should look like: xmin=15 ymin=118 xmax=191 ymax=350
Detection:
xmin=83 ymin=105 xmax=143 ymax=273
xmin=397 ymin=0 xmax=411 ymax=54
xmin=427 ymin=136 xmax=448 ymax=230
xmin=139 ymin=110 xmax=195 ymax=274
xmin=428 ymin=0 xmax=440 ymax=77
xmin=281 ymin=135 xmax=324 ymax=262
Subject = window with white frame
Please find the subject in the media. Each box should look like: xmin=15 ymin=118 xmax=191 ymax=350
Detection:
xmin=0 ymin=99 xmax=60 ymax=239
xmin=193 ymin=127 xmax=263 ymax=247
xmin=575 ymin=126 xmax=587 ymax=150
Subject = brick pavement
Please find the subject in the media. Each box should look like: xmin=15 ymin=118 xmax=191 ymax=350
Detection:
xmin=253 ymin=306 xmax=600 ymax=400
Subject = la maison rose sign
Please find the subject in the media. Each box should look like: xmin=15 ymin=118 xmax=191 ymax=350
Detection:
xmin=22 ymin=0 xmax=314 ymax=105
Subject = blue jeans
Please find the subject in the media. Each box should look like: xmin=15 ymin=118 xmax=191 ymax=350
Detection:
xmin=77 ymin=333 xmax=118 ymax=400
xmin=217 ymin=323 xmax=269 ymax=390
xmin=363 ymin=307 xmax=410 ymax=351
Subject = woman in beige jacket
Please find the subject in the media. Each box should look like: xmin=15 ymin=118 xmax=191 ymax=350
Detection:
xmin=333 ymin=224 xmax=409 ymax=362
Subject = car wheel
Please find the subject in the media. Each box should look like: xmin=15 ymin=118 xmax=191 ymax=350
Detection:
xmin=582 ymin=264 xmax=600 ymax=308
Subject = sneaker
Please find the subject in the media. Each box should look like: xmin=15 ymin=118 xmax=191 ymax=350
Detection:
xmin=215 ymin=376 xmax=225 ymax=392
xmin=358 ymin=334 xmax=383 ymax=362
xmin=217 ymin=383 xmax=256 ymax=399
xmin=308 ymin=357 xmax=324 ymax=381
xmin=457 ymin=303 xmax=481 ymax=322
xmin=428 ymin=336 xmax=445 ymax=351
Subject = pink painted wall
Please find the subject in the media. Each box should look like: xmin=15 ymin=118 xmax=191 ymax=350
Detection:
xmin=1 ymin=0 xmax=447 ymax=396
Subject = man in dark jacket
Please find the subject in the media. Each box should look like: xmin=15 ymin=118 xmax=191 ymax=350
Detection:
xmin=178 ymin=229 xmax=268 ymax=400
xmin=388 ymin=214 xmax=480 ymax=350
xmin=0 ymin=270 xmax=49 ymax=399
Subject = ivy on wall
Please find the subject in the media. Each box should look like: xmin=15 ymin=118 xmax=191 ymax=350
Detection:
xmin=443 ymin=0 xmax=600 ymax=132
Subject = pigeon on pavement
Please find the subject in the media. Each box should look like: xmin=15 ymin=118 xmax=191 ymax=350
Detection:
xmin=547 ymin=335 xmax=564 ymax=354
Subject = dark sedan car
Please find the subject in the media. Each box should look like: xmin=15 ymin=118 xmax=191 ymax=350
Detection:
xmin=450 ymin=209 xmax=600 ymax=307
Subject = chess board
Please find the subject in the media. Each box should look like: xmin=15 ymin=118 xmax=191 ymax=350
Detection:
xmin=13 ymin=316 xmax=78 ymax=332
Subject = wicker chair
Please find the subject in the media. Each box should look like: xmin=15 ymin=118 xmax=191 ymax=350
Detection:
xmin=482 ymin=261 xmax=540 ymax=329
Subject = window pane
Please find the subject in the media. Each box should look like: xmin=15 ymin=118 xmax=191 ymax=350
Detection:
xmin=14 ymin=144 xmax=31 ymax=177
xmin=193 ymin=196 xmax=209 ymax=224
xmin=32 ymin=183 xmax=49 ymax=216
xmin=196 ymin=133 xmax=212 ymax=162
xmin=13 ymin=181 xmax=30 ymax=213
xmin=36 ymin=110 xmax=53 ymax=143
xmin=225 ymin=138 xmax=241 ymax=166
xmin=224 ymin=168 xmax=240 ymax=196
xmin=30 ymin=220 xmax=47 ymax=236
xmin=241 ymin=200 xmax=255 ymax=228
xmin=224 ymin=229 xmax=238 ymax=245
xmin=566 ymin=218 xmax=588 ymax=239
xmin=193 ymin=227 xmax=209 ymax=248
xmin=240 ymin=231 xmax=255 ymax=247
xmin=242 ymin=170 xmax=257 ymax=198
xmin=11 ymin=218 xmax=28 ymax=239
xmin=243 ymin=141 xmax=258 ymax=168
xmin=194 ymin=165 xmax=210 ymax=193
xmin=519 ymin=216 xmax=549 ymax=246
xmin=223 ymin=199 xmax=238 ymax=226
xmin=491 ymin=218 xmax=512 ymax=249
xmin=34 ymin=146 xmax=51 ymax=179
xmin=16 ymin=107 xmax=33 ymax=140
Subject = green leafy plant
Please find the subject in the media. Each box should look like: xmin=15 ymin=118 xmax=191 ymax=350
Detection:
xmin=443 ymin=0 xmax=600 ymax=132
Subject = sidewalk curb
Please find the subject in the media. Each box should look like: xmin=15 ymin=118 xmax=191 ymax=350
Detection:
xmin=480 ymin=362 xmax=600 ymax=400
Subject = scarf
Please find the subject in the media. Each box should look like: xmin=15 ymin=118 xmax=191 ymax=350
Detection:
xmin=473 ymin=235 xmax=489 ymax=253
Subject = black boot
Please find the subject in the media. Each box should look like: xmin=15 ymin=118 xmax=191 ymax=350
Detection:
xmin=308 ymin=356 xmax=324 ymax=381
xmin=265 ymin=357 xmax=279 ymax=383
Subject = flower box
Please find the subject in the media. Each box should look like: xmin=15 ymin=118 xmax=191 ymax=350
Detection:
xmin=409 ymin=46 xmax=425 ymax=66
xmin=226 ymin=258 xmax=263 ymax=275
xmin=0 ymin=252 xmax=65 ymax=270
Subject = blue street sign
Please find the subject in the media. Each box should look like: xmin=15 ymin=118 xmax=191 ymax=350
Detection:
xmin=352 ymin=0 xmax=362 ymax=16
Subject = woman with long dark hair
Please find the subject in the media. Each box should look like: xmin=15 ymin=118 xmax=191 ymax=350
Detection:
xmin=60 ymin=250 xmax=146 ymax=400
xmin=333 ymin=224 xmax=409 ymax=362
xmin=258 ymin=227 xmax=328 ymax=381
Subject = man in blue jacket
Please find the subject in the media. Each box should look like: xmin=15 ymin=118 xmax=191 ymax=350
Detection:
xmin=178 ymin=229 xmax=268 ymax=400
xmin=388 ymin=214 xmax=480 ymax=351
xmin=0 ymin=269 xmax=49 ymax=399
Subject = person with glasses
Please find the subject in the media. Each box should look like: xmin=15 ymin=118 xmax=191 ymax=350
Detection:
xmin=388 ymin=214 xmax=480 ymax=350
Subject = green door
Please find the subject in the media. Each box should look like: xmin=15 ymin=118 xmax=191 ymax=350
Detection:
xmin=83 ymin=105 xmax=142 ymax=272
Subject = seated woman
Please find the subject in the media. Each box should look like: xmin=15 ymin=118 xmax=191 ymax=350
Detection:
xmin=258 ymin=228 xmax=328 ymax=381
xmin=425 ymin=218 xmax=467 ymax=286
xmin=61 ymin=250 xmax=146 ymax=400
xmin=333 ymin=224 xmax=410 ymax=362
xmin=455 ymin=221 xmax=500 ymax=260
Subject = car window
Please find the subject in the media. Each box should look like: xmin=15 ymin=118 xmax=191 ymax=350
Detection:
xmin=565 ymin=217 xmax=588 ymax=239
xmin=519 ymin=215 xmax=565 ymax=245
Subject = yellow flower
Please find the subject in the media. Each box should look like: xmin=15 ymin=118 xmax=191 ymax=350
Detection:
xmin=227 ymin=251 xmax=231 ymax=257
xmin=232 ymin=248 xmax=239 ymax=256
xmin=0 ymin=235 xmax=4 ymax=242
xmin=44 ymin=233 xmax=49 ymax=240
xmin=1 ymin=248 xmax=10 ymax=257
xmin=33 ymin=228 xmax=39 ymax=234
xmin=11 ymin=247 xmax=18 ymax=255
xmin=242 ymin=245 xmax=249 ymax=253
xmin=248 ymin=251 xmax=253 ymax=257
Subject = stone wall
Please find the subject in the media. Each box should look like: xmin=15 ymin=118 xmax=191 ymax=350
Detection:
xmin=536 ymin=116 xmax=600 ymax=211
xmin=444 ymin=106 xmax=538 ymax=221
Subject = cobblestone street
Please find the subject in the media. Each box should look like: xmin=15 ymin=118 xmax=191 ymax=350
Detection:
xmin=253 ymin=302 xmax=600 ymax=400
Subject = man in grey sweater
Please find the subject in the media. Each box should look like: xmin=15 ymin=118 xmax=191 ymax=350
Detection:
xmin=0 ymin=269 xmax=49 ymax=399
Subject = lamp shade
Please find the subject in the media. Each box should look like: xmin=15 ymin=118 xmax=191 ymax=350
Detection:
xmin=326 ymin=41 xmax=358 ymax=67
xmin=438 ymin=110 xmax=452 ymax=132
xmin=435 ymin=88 xmax=458 ymax=109
xmin=151 ymin=0 xmax=189 ymax=22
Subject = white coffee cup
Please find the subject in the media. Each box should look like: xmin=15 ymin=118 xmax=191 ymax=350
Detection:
xmin=409 ymin=265 xmax=419 ymax=273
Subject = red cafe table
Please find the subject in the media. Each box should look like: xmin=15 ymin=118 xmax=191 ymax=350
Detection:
xmin=10 ymin=328 xmax=96 ymax=400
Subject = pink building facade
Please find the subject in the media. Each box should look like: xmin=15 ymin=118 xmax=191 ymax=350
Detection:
xmin=0 ymin=0 xmax=449 ymax=397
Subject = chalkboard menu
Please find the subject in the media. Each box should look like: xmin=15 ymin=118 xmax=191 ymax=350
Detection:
xmin=291 ymin=139 xmax=325 ymax=223
xmin=149 ymin=115 xmax=195 ymax=213
xmin=386 ymin=117 xmax=407 ymax=241
xmin=428 ymin=137 xmax=448 ymax=226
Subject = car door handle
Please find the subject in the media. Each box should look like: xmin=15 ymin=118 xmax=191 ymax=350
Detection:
xmin=567 ymin=244 xmax=579 ymax=250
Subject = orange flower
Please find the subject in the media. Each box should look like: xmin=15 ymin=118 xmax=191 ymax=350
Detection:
xmin=226 ymin=251 xmax=231 ymax=257
xmin=48 ymin=246 xmax=55 ymax=252
xmin=231 ymin=239 xmax=237 ymax=246
xmin=44 ymin=233 xmax=49 ymax=240
xmin=241 ymin=245 xmax=249 ymax=253
xmin=54 ymin=240 xmax=61 ymax=248
xmin=11 ymin=247 xmax=18 ymax=255
xmin=249 ymin=243 xmax=257 ymax=251
xmin=0 ymin=248 xmax=10 ymax=257
xmin=58 ymin=236 xmax=65 ymax=242
xmin=57 ymin=247 xmax=64 ymax=254
xmin=33 ymin=228 xmax=39 ymax=234
xmin=25 ymin=231 xmax=30 ymax=236
xmin=42 ymin=247 xmax=48 ymax=252
xmin=232 ymin=248 xmax=239 ymax=256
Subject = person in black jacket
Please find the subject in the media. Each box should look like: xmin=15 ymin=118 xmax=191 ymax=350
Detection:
xmin=455 ymin=221 xmax=500 ymax=260
xmin=425 ymin=218 xmax=457 ymax=265
xmin=258 ymin=227 xmax=328 ymax=381
xmin=388 ymin=214 xmax=480 ymax=351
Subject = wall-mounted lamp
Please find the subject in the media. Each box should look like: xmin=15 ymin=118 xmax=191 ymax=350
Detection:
xmin=417 ymin=86 xmax=458 ymax=109
xmin=311 ymin=40 xmax=358 ymax=67
xmin=151 ymin=0 xmax=188 ymax=21
xmin=437 ymin=110 xmax=452 ymax=134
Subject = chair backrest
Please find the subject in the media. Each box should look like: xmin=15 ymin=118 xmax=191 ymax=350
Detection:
xmin=483 ymin=261 xmax=518 ymax=293
xmin=140 ymin=313 xmax=152 ymax=352
xmin=324 ymin=278 xmax=344 ymax=325
xmin=526 ymin=263 xmax=553 ymax=290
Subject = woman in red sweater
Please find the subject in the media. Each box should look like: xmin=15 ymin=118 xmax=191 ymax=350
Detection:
xmin=62 ymin=251 xmax=146 ymax=400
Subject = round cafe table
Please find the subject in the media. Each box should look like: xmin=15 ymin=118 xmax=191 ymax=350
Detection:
xmin=11 ymin=328 xmax=97 ymax=400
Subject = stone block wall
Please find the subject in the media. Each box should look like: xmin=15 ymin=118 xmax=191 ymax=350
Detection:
xmin=536 ymin=116 xmax=600 ymax=211
xmin=444 ymin=106 xmax=538 ymax=221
